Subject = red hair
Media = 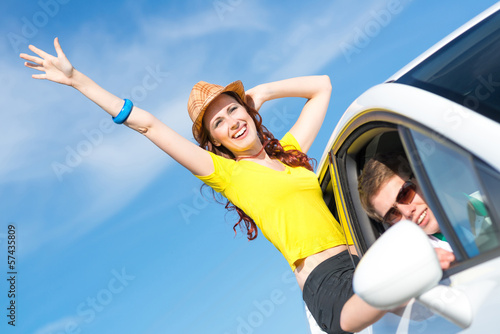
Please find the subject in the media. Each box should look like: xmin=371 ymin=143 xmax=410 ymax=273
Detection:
xmin=198 ymin=92 xmax=315 ymax=240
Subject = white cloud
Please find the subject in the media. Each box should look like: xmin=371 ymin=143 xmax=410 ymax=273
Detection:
xmin=5 ymin=0 xmax=409 ymax=255
xmin=3 ymin=33 xmax=196 ymax=253
xmin=139 ymin=1 xmax=270 ymax=41
xmin=0 ymin=60 xmax=73 ymax=182
xmin=255 ymin=0 xmax=407 ymax=80
xmin=34 ymin=316 xmax=83 ymax=334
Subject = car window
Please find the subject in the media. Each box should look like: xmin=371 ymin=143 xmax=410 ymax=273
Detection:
xmin=396 ymin=9 xmax=500 ymax=123
xmin=410 ymin=129 xmax=500 ymax=257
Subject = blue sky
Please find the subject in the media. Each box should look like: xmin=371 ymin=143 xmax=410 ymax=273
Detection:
xmin=1 ymin=0 xmax=498 ymax=333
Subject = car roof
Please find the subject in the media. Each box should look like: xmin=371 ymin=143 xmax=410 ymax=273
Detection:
xmin=317 ymin=2 xmax=500 ymax=177
xmin=387 ymin=2 xmax=500 ymax=83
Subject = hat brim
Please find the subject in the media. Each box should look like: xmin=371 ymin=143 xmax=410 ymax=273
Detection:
xmin=193 ymin=80 xmax=246 ymax=141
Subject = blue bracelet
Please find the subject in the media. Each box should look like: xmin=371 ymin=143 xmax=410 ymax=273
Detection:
xmin=113 ymin=99 xmax=133 ymax=124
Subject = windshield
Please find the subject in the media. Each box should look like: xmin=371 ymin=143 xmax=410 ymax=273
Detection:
xmin=396 ymin=9 xmax=500 ymax=123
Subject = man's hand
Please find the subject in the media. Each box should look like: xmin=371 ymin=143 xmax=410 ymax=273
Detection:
xmin=435 ymin=248 xmax=455 ymax=270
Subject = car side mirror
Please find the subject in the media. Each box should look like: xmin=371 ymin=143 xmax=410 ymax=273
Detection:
xmin=353 ymin=220 xmax=442 ymax=309
xmin=353 ymin=220 xmax=473 ymax=328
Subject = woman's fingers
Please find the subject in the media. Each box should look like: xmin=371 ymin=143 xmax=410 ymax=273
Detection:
xmin=24 ymin=62 xmax=44 ymax=71
xmin=21 ymin=38 xmax=74 ymax=85
xmin=28 ymin=44 xmax=51 ymax=60
xmin=32 ymin=73 xmax=47 ymax=80
xmin=53 ymin=37 xmax=65 ymax=58
xmin=19 ymin=53 xmax=43 ymax=64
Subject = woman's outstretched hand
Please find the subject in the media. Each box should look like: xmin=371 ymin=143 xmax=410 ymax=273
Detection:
xmin=20 ymin=37 xmax=74 ymax=86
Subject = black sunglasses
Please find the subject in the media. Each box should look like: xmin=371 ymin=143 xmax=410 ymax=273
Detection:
xmin=382 ymin=179 xmax=417 ymax=224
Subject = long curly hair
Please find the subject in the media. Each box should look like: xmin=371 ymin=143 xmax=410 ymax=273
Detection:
xmin=198 ymin=91 xmax=315 ymax=240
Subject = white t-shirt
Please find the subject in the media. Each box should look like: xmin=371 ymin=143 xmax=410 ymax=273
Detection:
xmin=428 ymin=235 xmax=453 ymax=252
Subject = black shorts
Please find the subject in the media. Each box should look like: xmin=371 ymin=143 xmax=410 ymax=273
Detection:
xmin=302 ymin=250 xmax=360 ymax=334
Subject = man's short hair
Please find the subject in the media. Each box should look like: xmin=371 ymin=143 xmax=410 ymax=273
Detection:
xmin=358 ymin=153 xmax=412 ymax=221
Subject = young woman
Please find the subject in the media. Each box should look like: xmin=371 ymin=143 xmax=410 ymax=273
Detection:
xmin=20 ymin=38 xmax=398 ymax=334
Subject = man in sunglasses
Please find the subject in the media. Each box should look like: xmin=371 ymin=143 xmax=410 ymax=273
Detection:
xmin=358 ymin=152 xmax=454 ymax=268
xmin=336 ymin=153 xmax=457 ymax=334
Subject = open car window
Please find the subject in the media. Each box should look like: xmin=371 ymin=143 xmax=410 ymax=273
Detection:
xmin=334 ymin=125 xmax=406 ymax=254
xmin=333 ymin=122 xmax=500 ymax=266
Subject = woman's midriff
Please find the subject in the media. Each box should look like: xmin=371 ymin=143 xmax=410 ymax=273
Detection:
xmin=294 ymin=245 xmax=357 ymax=291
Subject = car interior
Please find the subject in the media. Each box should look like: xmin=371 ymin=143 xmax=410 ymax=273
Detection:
xmin=327 ymin=123 xmax=499 ymax=259
xmin=325 ymin=125 xmax=416 ymax=255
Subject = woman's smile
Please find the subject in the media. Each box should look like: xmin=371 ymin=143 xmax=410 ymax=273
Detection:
xmin=232 ymin=125 xmax=247 ymax=139
xmin=204 ymin=94 xmax=261 ymax=156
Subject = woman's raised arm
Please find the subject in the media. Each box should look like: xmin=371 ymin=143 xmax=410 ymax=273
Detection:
xmin=20 ymin=38 xmax=214 ymax=176
xmin=245 ymin=75 xmax=332 ymax=153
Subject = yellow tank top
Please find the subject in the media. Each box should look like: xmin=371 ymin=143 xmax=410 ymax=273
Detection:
xmin=195 ymin=132 xmax=349 ymax=271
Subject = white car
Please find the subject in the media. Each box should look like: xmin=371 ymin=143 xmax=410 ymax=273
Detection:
xmin=315 ymin=2 xmax=500 ymax=333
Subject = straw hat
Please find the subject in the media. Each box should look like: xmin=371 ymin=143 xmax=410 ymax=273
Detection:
xmin=187 ymin=80 xmax=245 ymax=142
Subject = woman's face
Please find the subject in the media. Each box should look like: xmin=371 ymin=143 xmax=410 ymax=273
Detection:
xmin=371 ymin=174 xmax=441 ymax=235
xmin=203 ymin=94 xmax=260 ymax=156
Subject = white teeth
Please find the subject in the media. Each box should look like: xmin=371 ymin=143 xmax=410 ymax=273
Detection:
xmin=417 ymin=210 xmax=427 ymax=225
xmin=234 ymin=127 xmax=246 ymax=138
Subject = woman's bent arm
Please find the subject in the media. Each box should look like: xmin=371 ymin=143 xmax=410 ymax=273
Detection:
xmin=20 ymin=38 xmax=214 ymax=176
xmin=245 ymin=75 xmax=332 ymax=153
